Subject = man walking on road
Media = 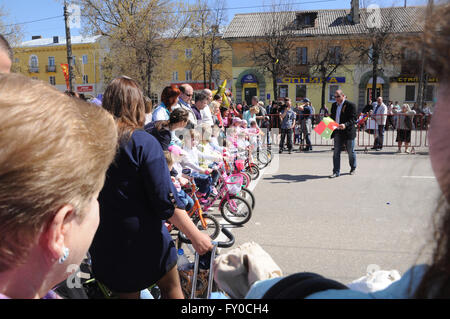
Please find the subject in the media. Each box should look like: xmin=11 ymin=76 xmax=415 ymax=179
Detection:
xmin=279 ymin=98 xmax=296 ymax=154
xmin=329 ymin=90 xmax=357 ymax=178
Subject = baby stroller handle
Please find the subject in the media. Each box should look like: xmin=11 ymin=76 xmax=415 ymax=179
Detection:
xmin=179 ymin=227 xmax=235 ymax=299
xmin=178 ymin=227 xmax=235 ymax=248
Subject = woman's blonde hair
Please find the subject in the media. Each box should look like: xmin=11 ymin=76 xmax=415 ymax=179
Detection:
xmin=0 ymin=74 xmax=118 ymax=272
xmin=402 ymin=104 xmax=412 ymax=112
xmin=250 ymin=105 xmax=260 ymax=114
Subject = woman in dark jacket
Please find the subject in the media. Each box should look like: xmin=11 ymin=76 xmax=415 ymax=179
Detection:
xmin=89 ymin=76 xmax=212 ymax=299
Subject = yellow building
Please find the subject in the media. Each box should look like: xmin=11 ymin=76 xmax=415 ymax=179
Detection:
xmin=152 ymin=35 xmax=233 ymax=96
xmin=13 ymin=35 xmax=105 ymax=97
xmin=223 ymin=6 xmax=435 ymax=111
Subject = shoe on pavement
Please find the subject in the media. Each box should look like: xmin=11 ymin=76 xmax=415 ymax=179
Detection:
xmin=350 ymin=169 xmax=356 ymax=175
xmin=329 ymin=173 xmax=340 ymax=178
xmin=405 ymin=150 xmax=410 ymax=154
xmin=396 ymin=149 xmax=402 ymax=153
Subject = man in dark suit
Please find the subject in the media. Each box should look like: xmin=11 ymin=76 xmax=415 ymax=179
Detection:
xmin=329 ymin=90 xmax=357 ymax=178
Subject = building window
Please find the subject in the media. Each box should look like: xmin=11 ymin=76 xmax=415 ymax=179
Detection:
xmin=329 ymin=47 xmax=341 ymax=65
xmin=49 ymin=76 xmax=56 ymax=86
xmin=185 ymin=70 xmax=192 ymax=81
xmin=185 ymin=48 xmax=192 ymax=59
xmin=83 ymin=75 xmax=89 ymax=84
xmin=403 ymin=48 xmax=419 ymax=61
xmin=295 ymin=12 xmax=317 ymax=29
xmin=30 ymin=55 xmax=38 ymax=67
xmin=82 ymin=55 xmax=88 ymax=65
xmin=150 ymin=93 xmax=159 ymax=106
xmin=212 ymin=49 xmax=221 ymax=64
xmin=405 ymin=85 xmax=416 ymax=102
xmin=211 ymin=70 xmax=220 ymax=84
xmin=296 ymin=47 xmax=308 ymax=65
xmin=29 ymin=55 xmax=39 ymax=73
xmin=424 ymin=85 xmax=434 ymax=102
xmin=278 ymin=85 xmax=288 ymax=98
xmin=47 ymin=57 xmax=56 ymax=72
xmin=368 ymin=46 xmax=382 ymax=64
xmin=172 ymin=71 xmax=178 ymax=81
xmin=296 ymin=85 xmax=307 ymax=101
xmin=72 ymin=56 xmax=76 ymax=66
xmin=329 ymin=85 xmax=340 ymax=102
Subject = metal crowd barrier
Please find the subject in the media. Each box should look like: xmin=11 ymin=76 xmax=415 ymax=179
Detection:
xmin=356 ymin=113 xmax=430 ymax=154
xmin=262 ymin=113 xmax=430 ymax=153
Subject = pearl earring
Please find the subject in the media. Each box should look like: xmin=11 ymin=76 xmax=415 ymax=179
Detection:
xmin=58 ymin=247 xmax=70 ymax=264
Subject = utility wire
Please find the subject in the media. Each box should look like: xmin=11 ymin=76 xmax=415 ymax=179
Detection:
xmin=3 ymin=15 xmax=63 ymax=27
xmin=3 ymin=0 xmax=337 ymax=27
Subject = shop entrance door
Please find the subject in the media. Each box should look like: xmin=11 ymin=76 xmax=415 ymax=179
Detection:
xmin=244 ymin=88 xmax=257 ymax=106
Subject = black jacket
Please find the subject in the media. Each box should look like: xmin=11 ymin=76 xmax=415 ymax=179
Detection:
xmin=330 ymin=100 xmax=357 ymax=140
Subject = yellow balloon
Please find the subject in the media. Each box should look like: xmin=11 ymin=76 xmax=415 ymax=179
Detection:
xmin=212 ymin=80 xmax=230 ymax=108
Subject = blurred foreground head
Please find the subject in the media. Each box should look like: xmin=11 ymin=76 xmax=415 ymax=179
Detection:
xmin=0 ymin=74 xmax=117 ymax=297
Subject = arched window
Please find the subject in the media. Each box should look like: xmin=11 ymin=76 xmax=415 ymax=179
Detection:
xmin=30 ymin=55 xmax=38 ymax=68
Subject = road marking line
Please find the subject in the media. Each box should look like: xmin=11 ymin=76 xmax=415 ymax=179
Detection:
xmin=401 ymin=176 xmax=435 ymax=179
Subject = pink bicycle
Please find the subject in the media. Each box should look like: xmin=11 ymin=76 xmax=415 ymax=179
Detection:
xmin=201 ymin=165 xmax=252 ymax=226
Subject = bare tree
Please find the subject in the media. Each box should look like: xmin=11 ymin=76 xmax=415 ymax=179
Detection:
xmin=79 ymin=0 xmax=192 ymax=96
xmin=348 ymin=6 xmax=402 ymax=102
xmin=309 ymin=39 xmax=353 ymax=108
xmin=248 ymin=1 xmax=297 ymax=101
xmin=0 ymin=5 xmax=24 ymax=72
xmin=188 ymin=0 xmax=229 ymax=89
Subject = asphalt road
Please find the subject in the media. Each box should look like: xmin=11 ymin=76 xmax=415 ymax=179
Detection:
xmin=214 ymin=145 xmax=439 ymax=285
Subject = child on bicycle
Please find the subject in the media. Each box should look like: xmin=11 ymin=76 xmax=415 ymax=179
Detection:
xmin=181 ymin=129 xmax=218 ymax=201
xmin=165 ymin=150 xmax=194 ymax=212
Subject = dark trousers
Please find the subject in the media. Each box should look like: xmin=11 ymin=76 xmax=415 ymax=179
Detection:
xmin=280 ymin=128 xmax=293 ymax=151
xmin=303 ymin=132 xmax=312 ymax=149
xmin=374 ymin=125 xmax=385 ymax=149
xmin=333 ymin=133 xmax=356 ymax=175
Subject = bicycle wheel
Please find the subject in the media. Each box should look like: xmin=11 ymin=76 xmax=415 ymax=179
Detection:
xmin=220 ymin=195 xmax=252 ymax=226
xmin=178 ymin=214 xmax=220 ymax=241
xmin=238 ymin=187 xmax=255 ymax=210
xmin=255 ymin=150 xmax=270 ymax=169
xmin=245 ymin=164 xmax=260 ymax=180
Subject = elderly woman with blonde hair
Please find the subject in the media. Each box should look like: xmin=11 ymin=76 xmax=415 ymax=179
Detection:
xmin=0 ymin=73 xmax=118 ymax=299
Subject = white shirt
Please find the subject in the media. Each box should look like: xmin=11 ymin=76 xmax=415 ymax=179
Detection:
xmin=144 ymin=113 xmax=153 ymax=125
xmin=173 ymin=100 xmax=197 ymax=126
xmin=373 ymin=103 xmax=387 ymax=125
xmin=200 ymin=105 xmax=214 ymax=126
xmin=336 ymin=99 xmax=346 ymax=124
xmin=152 ymin=104 xmax=170 ymax=122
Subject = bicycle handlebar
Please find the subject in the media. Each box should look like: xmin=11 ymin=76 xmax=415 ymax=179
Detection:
xmin=178 ymin=227 xmax=235 ymax=248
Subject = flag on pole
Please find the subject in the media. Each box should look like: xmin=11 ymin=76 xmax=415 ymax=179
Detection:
xmin=314 ymin=117 xmax=339 ymax=139
xmin=61 ymin=64 xmax=70 ymax=90
xmin=357 ymin=113 xmax=369 ymax=125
